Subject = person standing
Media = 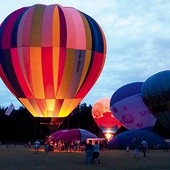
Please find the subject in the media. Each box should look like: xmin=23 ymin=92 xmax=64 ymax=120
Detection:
xmin=92 ymin=141 xmax=100 ymax=164
xmin=85 ymin=140 xmax=93 ymax=164
xmin=141 ymin=140 xmax=148 ymax=157
xmin=34 ymin=139 xmax=40 ymax=154
xmin=45 ymin=141 xmax=49 ymax=154
xmin=28 ymin=141 xmax=31 ymax=148
xmin=126 ymin=146 xmax=130 ymax=155
xmin=164 ymin=140 xmax=169 ymax=152
xmin=73 ymin=141 xmax=77 ymax=153
xmin=133 ymin=138 xmax=141 ymax=159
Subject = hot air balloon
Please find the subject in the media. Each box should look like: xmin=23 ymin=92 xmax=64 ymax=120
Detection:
xmin=141 ymin=70 xmax=170 ymax=130
xmin=107 ymin=129 xmax=164 ymax=149
xmin=92 ymin=97 xmax=122 ymax=141
xmin=0 ymin=4 xmax=106 ymax=117
xmin=51 ymin=129 xmax=68 ymax=142
xmin=110 ymin=82 xmax=156 ymax=130
xmin=54 ymin=128 xmax=98 ymax=142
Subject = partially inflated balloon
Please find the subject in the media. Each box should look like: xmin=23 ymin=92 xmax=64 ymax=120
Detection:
xmin=0 ymin=4 xmax=106 ymax=117
xmin=110 ymin=82 xmax=156 ymax=130
xmin=92 ymin=97 xmax=122 ymax=140
xmin=141 ymin=70 xmax=170 ymax=129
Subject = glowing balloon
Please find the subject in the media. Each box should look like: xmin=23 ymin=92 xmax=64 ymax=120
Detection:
xmin=0 ymin=4 xmax=106 ymax=117
xmin=141 ymin=70 xmax=170 ymax=129
xmin=92 ymin=97 xmax=122 ymax=140
xmin=110 ymin=82 xmax=156 ymax=130
xmin=54 ymin=128 xmax=98 ymax=142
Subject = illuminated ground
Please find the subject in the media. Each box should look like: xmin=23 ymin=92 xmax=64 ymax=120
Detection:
xmin=0 ymin=145 xmax=169 ymax=170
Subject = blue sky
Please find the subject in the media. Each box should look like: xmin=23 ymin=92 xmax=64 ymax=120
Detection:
xmin=1 ymin=0 xmax=170 ymax=109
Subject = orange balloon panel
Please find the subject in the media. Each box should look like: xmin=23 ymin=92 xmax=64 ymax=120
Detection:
xmin=0 ymin=4 xmax=106 ymax=117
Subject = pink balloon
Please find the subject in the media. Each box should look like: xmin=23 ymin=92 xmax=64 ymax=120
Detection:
xmin=92 ymin=97 xmax=122 ymax=138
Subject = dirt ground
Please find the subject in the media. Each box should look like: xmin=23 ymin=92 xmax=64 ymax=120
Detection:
xmin=0 ymin=145 xmax=170 ymax=170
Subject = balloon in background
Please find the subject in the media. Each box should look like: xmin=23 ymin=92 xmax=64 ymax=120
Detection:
xmin=107 ymin=129 xmax=164 ymax=149
xmin=92 ymin=97 xmax=122 ymax=141
xmin=141 ymin=70 xmax=170 ymax=130
xmin=110 ymin=82 xmax=156 ymax=130
xmin=54 ymin=128 xmax=98 ymax=142
xmin=51 ymin=129 xmax=68 ymax=142
xmin=0 ymin=4 xmax=106 ymax=117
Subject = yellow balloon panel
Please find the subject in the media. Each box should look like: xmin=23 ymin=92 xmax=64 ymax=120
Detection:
xmin=30 ymin=47 xmax=44 ymax=98
xmin=19 ymin=98 xmax=81 ymax=117
xmin=57 ymin=98 xmax=82 ymax=117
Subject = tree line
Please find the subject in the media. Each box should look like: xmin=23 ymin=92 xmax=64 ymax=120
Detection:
xmin=0 ymin=103 xmax=104 ymax=144
xmin=0 ymin=103 xmax=169 ymax=144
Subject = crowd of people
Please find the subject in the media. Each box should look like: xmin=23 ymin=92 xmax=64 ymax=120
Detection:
xmin=32 ymin=136 xmax=96 ymax=155
xmin=131 ymin=138 xmax=170 ymax=158
xmin=32 ymin=137 xmax=101 ymax=164
xmin=127 ymin=137 xmax=157 ymax=159
xmin=24 ymin=135 xmax=168 ymax=166
xmin=125 ymin=138 xmax=149 ymax=159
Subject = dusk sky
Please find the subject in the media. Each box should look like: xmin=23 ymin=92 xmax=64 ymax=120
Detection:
xmin=1 ymin=0 xmax=170 ymax=109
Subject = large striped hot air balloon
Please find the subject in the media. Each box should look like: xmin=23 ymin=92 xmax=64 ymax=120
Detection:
xmin=0 ymin=4 xmax=106 ymax=117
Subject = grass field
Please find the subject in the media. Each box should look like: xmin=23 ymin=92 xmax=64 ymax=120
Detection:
xmin=0 ymin=145 xmax=170 ymax=170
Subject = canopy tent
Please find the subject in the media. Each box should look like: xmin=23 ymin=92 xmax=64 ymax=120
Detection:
xmin=108 ymin=129 xmax=164 ymax=149
xmin=54 ymin=128 xmax=98 ymax=142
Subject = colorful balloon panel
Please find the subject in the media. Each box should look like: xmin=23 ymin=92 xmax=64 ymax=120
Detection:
xmin=110 ymin=82 xmax=156 ymax=130
xmin=92 ymin=97 xmax=122 ymax=136
xmin=0 ymin=4 xmax=106 ymax=117
xmin=141 ymin=70 xmax=170 ymax=129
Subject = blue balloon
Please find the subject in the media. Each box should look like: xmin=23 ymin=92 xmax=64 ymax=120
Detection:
xmin=108 ymin=129 xmax=164 ymax=149
xmin=110 ymin=82 xmax=143 ymax=105
xmin=141 ymin=70 xmax=170 ymax=129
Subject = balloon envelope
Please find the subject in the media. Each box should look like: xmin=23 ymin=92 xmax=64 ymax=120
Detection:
xmin=92 ymin=97 xmax=122 ymax=140
xmin=51 ymin=129 xmax=68 ymax=141
xmin=54 ymin=128 xmax=98 ymax=142
xmin=0 ymin=4 xmax=106 ymax=117
xmin=107 ymin=129 xmax=164 ymax=149
xmin=110 ymin=82 xmax=156 ymax=130
xmin=141 ymin=70 xmax=170 ymax=129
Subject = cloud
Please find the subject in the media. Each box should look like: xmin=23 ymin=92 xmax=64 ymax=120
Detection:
xmin=1 ymin=0 xmax=170 ymax=109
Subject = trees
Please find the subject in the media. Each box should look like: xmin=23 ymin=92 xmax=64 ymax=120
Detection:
xmin=0 ymin=103 xmax=104 ymax=144
xmin=0 ymin=103 xmax=169 ymax=144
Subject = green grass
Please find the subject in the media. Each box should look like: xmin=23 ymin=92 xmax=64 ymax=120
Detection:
xmin=0 ymin=145 xmax=170 ymax=170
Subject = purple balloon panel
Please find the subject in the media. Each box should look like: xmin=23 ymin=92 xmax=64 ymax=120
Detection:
xmin=111 ymin=94 xmax=156 ymax=129
xmin=110 ymin=82 xmax=143 ymax=106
